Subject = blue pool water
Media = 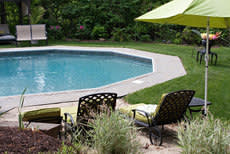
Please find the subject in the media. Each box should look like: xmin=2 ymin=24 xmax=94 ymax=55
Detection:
xmin=0 ymin=50 xmax=153 ymax=96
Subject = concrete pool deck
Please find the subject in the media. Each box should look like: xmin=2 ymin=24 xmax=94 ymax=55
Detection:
xmin=0 ymin=46 xmax=186 ymax=113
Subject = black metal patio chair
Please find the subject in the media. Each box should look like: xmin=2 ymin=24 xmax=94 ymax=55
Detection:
xmin=121 ymin=90 xmax=195 ymax=146
xmin=63 ymin=92 xmax=117 ymax=141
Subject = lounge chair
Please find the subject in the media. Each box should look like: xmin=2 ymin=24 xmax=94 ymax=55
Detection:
xmin=31 ymin=24 xmax=48 ymax=45
xmin=63 ymin=92 xmax=117 ymax=141
xmin=16 ymin=24 xmax=48 ymax=45
xmin=22 ymin=92 xmax=117 ymax=140
xmin=22 ymin=106 xmax=78 ymax=124
xmin=22 ymin=105 xmax=78 ymax=138
xmin=0 ymin=24 xmax=16 ymax=44
xmin=16 ymin=25 xmax=31 ymax=45
xmin=120 ymin=90 xmax=195 ymax=146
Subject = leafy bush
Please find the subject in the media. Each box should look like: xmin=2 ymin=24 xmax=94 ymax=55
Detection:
xmin=181 ymin=27 xmax=201 ymax=45
xmin=88 ymin=111 xmax=140 ymax=154
xmin=91 ymin=25 xmax=108 ymax=40
xmin=48 ymin=25 xmax=64 ymax=40
xmin=74 ymin=24 xmax=91 ymax=40
xmin=30 ymin=6 xmax=45 ymax=24
xmin=173 ymin=32 xmax=183 ymax=44
xmin=3 ymin=0 xmax=230 ymax=45
xmin=154 ymin=24 xmax=178 ymax=41
xmin=178 ymin=115 xmax=230 ymax=154
xmin=111 ymin=28 xmax=126 ymax=42
xmin=139 ymin=34 xmax=152 ymax=42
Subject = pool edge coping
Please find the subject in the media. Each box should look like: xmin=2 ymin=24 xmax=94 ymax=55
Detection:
xmin=0 ymin=46 xmax=186 ymax=113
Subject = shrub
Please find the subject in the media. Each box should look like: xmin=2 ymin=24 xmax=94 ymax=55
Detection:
xmin=88 ymin=111 xmax=140 ymax=154
xmin=91 ymin=26 xmax=108 ymax=40
xmin=48 ymin=25 xmax=64 ymax=40
xmin=74 ymin=24 xmax=91 ymax=40
xmin=139 ymin=34 xmax=152 ymax=42
xmin=181 ymin=27 xmax=201 ymax=45
xmin=111 ymin=28 xmax=126 ymax=42
xmin=177 ymin=115 xmax=230 ymax=154
xmin=173 ymin=32 xmax=183 ymax=44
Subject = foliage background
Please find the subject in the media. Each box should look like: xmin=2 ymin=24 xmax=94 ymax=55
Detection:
xmin=2 ymin=0 xmax=230 ymax=45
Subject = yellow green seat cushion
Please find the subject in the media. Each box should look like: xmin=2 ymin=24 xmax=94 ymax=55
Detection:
xmin=22 ymin=105 xmax=78 ymax=124
xmin=60 ymin=105 xmax=78 ymax=123
xmin=119 ymin=94 xmax=167 ymax=123
xmin=120 ymin=103 xmax=157 ymax=123
xmin=22 ymin=107 xmax=61 ymax=123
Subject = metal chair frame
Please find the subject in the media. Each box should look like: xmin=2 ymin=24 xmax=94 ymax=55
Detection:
xmin=131 ymin=90 xmax=195 ymax=146
xmin=63 ymin=92 xmax=117 ymax=142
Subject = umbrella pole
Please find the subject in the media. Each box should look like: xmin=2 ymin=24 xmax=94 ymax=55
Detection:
xmin=204 ymin=17 xmax=210 ymax=116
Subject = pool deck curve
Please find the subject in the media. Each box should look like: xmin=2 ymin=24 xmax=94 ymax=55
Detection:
xmin=0 ymin=46 xmax=186 ymax=113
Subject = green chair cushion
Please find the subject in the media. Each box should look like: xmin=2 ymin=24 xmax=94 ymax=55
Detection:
xmin=22 ymin=107 xmax=61 ymax=123
xmin=120 ymin=103 xmax=155 ymax=123
xmin=119 ymin=93 xmax=167 ymax=123
xmin=152 ymin=93 xmax=167 ymax=117
xmin=22 ymin=105 xmax=79 ymax=124
xmin=60 ymin=105 xmax=78 ymax=123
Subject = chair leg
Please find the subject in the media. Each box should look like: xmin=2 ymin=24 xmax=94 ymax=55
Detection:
xmin=211 ymin=53 xmax=214 ymax=64
xmin=213 ymin=53 xmax=218 ymax=65
xmin=215 ymin=54 xmax=218 ymax=65
xmin=196 ymin=51 xmax=200 ymax=62
xmin=200 ymin=54 xmax=203 ymax=64
xmin=149 ymin=126 xmax=162 ymax=146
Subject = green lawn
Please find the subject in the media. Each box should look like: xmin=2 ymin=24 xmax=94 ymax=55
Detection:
xmin=1 ymin=40 xmax=230 ymax=120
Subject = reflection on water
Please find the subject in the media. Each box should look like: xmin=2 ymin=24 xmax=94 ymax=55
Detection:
xmin=0 ymin=52 xmax=153 ymax=96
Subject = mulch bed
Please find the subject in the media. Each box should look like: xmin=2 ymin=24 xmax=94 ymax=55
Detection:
xmin=0 ymin=127 xmax=66 ymax=153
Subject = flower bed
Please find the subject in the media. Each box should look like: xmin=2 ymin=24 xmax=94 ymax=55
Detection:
xmin=0 ymin=127 xmax=64 ymax=153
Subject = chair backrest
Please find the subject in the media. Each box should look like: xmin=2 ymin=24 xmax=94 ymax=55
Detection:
xmin=0 ymin=24 xmax=10 ymax=35
xmin=16 ymin=25 xmax=31 ymax=41
xmin=153 ymin=90 xmax=195 ymax=125
xmin=31 ymin=24 xmax=47 ymax=40
xmin=77 ymin=93 xmax=117 ymax=124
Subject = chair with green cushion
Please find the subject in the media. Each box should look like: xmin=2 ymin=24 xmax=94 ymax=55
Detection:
xmin=63 ymin=92 xmax=117 ymax=141
xmin=22 ymin=106 xmax=78 ymax=124
xmin=120 ymin=90 xmax=195 ymax=146
xmin=22 ymin=107 xmax=62 ymax=124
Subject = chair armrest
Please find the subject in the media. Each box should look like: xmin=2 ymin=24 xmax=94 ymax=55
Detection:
xmin=64 ymin=112 xmax=75 ymax=126
xmin=132 ymin=109 xmax=152 ymax=126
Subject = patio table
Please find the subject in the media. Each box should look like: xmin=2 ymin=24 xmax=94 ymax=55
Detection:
xmin=188 ymin=97 xmax=212 ymax=118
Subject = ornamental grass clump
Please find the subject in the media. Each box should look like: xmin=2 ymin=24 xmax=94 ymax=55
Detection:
xmin=18 ymin=88 xmax=27 ymax=130
xmin=177 ymin=115 xmax=230 ymax=154
xmin=88 ymin=111 xmax=140 ymax=154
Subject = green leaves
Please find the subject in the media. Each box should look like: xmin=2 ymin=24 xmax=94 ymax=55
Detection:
xmin=88 ymin=111 xmax=140 ymax=154
xmin=178 ymin=115 xmax=230 ymax=154
xmin=31 ymin=6 xmax=45 ymax=24
xmin=18 ymin=88 xmax=27 ymax=130
xmin=18 ymin=88 xmax=27 ymax=113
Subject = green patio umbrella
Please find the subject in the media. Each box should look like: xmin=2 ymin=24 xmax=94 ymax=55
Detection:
xmin=135 ymin=0 xmax=230 ymax=115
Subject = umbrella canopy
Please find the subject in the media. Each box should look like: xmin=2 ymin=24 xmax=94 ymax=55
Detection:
xmin=135 ymin=0 xmax=230 ymax=115
xmin=136 ymin=0 xmax=230 ymax=28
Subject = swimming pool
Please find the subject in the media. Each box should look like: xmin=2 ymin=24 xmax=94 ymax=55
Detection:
xmin=0 ymin=49 xmax=153 ymax=96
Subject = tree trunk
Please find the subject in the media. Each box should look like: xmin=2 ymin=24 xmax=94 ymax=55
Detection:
xmin=0 ymin=1 xmax=6 ymax=24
